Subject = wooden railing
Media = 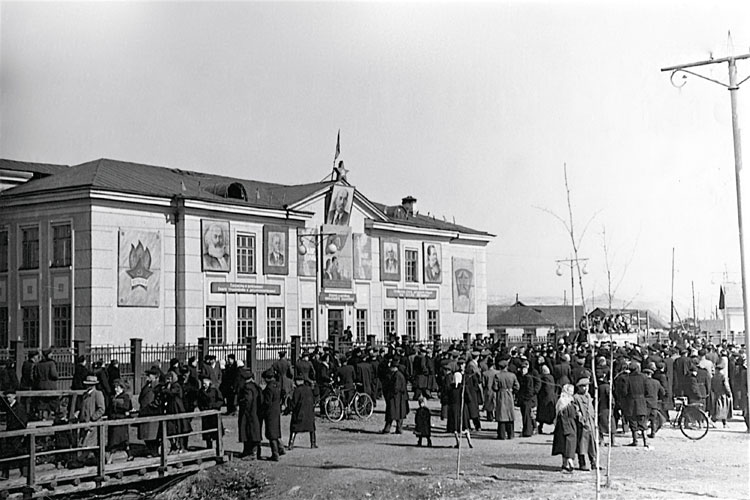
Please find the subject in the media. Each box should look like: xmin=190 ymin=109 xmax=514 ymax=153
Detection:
xmin=0 ymin=409 xmax=226 ymax=498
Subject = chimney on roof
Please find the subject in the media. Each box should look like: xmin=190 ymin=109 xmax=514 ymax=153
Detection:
xmin=401 ymin=196 xmax=417 ymax=217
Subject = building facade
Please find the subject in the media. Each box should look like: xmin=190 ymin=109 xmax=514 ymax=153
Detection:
xmin=0 ymin=158 xmax=493 ymax=347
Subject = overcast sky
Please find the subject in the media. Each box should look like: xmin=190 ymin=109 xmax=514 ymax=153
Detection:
xmin=3 ymin=1 xmax=750 ymax=321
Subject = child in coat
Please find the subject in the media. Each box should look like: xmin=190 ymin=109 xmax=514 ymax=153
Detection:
xmin=414 ymin=396 xmax=433 ymax=447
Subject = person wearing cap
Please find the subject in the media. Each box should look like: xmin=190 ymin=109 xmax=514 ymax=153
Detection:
xmin=106 ymin=379 xmax=133 ymax=463
xmin=623 ymin=362 xmax=649 ymax=448
xmin=238 ymin=369 xmax=263 ymax=459
xmin=271 ymin=351 xmax=294 ymax=413
xmin=162 ymin=370 xmax=192 ymax=454
xmin=492 ymin=358 xmax=519 ymax=440
xmin=200 ymin=355 xmax=222 ymax=389
xmin=573 ymin=377 xmax=597 ymax=470
xmin=643 ymin=367 xmax=665 ymax=439
xmin=1 ymin=389 xmax=29 ymax=480
xmin=672 ymin=348 xmax=691 ymax=398
xmin=75 ymin=375 xmax=106 ymax=462
xmin=412 ymin=347 xmax=430 ymax=401
xmin=482 ymin=357 xmax=499 ymax=422
xmin=197 ymin=375 xmax=224 ymax=450
xmin=447 ymin=360 xmax=474 ymax=449
xmin=517 ymin=360 xmax=540 ymax=437
xmin=296 ymin=350 xmax=316 ymax=385
xmin=261 ymin=369 xmax=285 ymax=461
xmin=19 ymin=351 xmax=39 ymax=391
xmin=288 ymin=375 xmax=317 ymax=449
xmin=138 ymin=368 xmax=162 ymax=457
xmin=552 ymin=354 xmax=572 ymax=395
xmin=382 ymin=361 xmax=409 ymax=434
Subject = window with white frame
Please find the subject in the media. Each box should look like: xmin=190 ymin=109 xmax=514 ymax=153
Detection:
xmin=52 ymin=224 xmax=72 ymax=267
xmin=356 ymin=309 xmax=367 ymax=343
xmin=383 ymin=309 xmax=397 ymax=337
xmin=53 ymin=304 xmax=72 ymax=347
xmin=267 ymin=307 xmax=284 ymax=343
xmin=406 ymin=309 xmax=419 ymax=341
xmin=237 ymin=306 xmax=256 ymax=344
xmin=22 ymin=306 xmax=40 ymax=349
xmin=427 ymin=310 xmax=439 ymax=339
xmin=236 ymin=233 xmax=256 ymax=274
xmin=21 ymin=226 xmax=39 ymax=269
xmin=205 ymin=306 xmax=226 ymax=345
xmin=301 ymin=308 xmax=314 ymax=342
xmin=405 ymin=249 xmax=418 ymax=282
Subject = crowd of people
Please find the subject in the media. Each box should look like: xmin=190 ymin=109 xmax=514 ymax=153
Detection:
xmin=1 ymin=334 xmax=748 ymax=479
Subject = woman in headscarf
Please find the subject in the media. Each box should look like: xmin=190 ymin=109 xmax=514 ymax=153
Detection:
xmin=162 ymin=370 xmax=192 ymax=454
xmin=106 ymin=379 xmax=133 ymax=463
xmin=552 ymin=384 xmax=577 ymax=473
xmin=536 ymin=364 xmax=557 ymax=434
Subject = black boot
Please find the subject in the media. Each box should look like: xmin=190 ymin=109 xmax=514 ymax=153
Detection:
xmin=311 ymin=431 xmax=318 ymax=449
xmin=288 ymin=433 xmax=296 ymax=450
xmin=270 ymin=441 xmax=280 ymax=461
xmin=417 ymin=437 xmax=423 ymax=447
xmin=278 ymin=441 xmax=286 ymax=456
xmin=256 ymin=443 xmax=262 ymax=460
xmin=427 ymin=437 xmax=433 ymax=447
xmin=395 ymin=420 xmax=403 ymax=434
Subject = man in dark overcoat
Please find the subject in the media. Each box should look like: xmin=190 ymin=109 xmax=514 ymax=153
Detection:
xmin=271 ymin=351 xmax=294 ymax=412
xmin=643 ymin=367 xmax=665 ymax=439
xmin=20 ymin=351 xmax=39 ymax=391
xmin=36 ymin=349 xmax=60 ymax=418
xmin=237 ymin=368 xmax=262 ymax=459
xmin=261 ymin=370 xmax=284 ymax=460
xmin=381 ymin=362 xmax=409 ymax=434
xmin=295 ymin=351 xmax=316 ymax=384
xmin=288 ymin=375 xmax=317 ymax=449
xmin=412 ymin=348 xmax=430 ymax=400
xmin=220 ymin=354 xmax=239 ymax=415
xmin=517 ymin=360 xmax=541 ymax=437
xmin=623 ymin=362 xmax=649 ymax=447
xmin=138 ymin=369 xmax=161 ymax=457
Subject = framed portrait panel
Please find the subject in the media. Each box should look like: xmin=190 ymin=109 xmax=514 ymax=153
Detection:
xmin=325 ymin=184 xmax=355 ymax=226
xmin=452 ymin=257 xmax=475 ymax=313
xmin=321 ymin=224 xmax=352 ymax=289
xmin=201 ymin=219 xmax=231 ymax=272
xmin=264 ymin=226 xmax=289 ymax=275
xmin=380 ymin=238 xmax=401 ymax=282
xmin=423 ymin=242 xmax=442 ymax=284
xmin=297 ymin=228 xmax=317 ymax=277
xmin=353 ymin=233 xmax=372 ymax=280
xmin=119 ymin=229 xmax=161 ymax=307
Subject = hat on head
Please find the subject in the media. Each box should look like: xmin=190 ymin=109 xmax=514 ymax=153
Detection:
xmin=642 ymin=368 xmax=654 ymax=375
xmin=42 ymin=348 xmax=53 ymax=357
xmin=498 ymin=359 xmax=509 ymax=369
xmin=83 ymin=375 xmax=99 ymax=385
xmin=575 ymin=377 xmax=590 ymax=386
xmin=262 ymin=369 xmax=276 ymax=380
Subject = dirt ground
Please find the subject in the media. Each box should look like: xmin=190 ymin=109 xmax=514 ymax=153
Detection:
xmin=209 ymin=398 xmax=750 ymax=500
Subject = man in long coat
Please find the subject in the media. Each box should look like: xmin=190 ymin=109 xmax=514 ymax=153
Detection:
xmin=517 ymin=360 xmax=541 ymax=437
xmin=493 ymin=359 xmax=519 ymax=440
xmin=261 ymin=369 xmax=284 ymax=461
xmin=623 ymin=362 xmax=649 ymax=447
xmin=288 ymin=375 xmax=317 ymax=449
xmin=1 ymin=389 xmax=28 ymax=479
xmin=271 ymin=351 xmax=294 ymax=411
xmin=138 ymin=369 xmax=162 ymax=457
xmin=237 ymin=368 xmax=262 ymax=459
xmin=482 ymin=359 xmax=499 ymax=421
xmin=412 ymin=348 xmax=430 ymax=400
xmin=382 ymin=362 xmax=409 ymax=434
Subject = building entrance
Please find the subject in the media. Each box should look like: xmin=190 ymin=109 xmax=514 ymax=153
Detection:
xmin=328 ymin=309 xmax=344 ymax=338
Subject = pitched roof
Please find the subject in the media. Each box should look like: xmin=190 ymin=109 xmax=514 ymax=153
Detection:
xmin=531 ymin=305 xmax=585 ymax=330
xmin=720 ymin=283 xmax=743 ymax=310
xmin=0 ymin=159 xmax=69 ymax=176
xmin=488 ymin=302 xmax=556 ymax=327
xmin=1 ymin=157 xmax=491 ymax=236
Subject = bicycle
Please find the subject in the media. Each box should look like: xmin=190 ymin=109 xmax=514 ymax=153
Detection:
xmin=671 ymin=396 xmax=710 ymax=440
xmin=322 ymin=384 xmax=374 ymax=422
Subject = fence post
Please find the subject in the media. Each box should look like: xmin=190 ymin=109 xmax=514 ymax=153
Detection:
xmin=366 ymin=334 xmax=376 ymax=348
xmin=198 ymin=337 xmax=209 ymax=362
xmin=216 ymin=412 xmax=225 ymax=462
xmin=11 ymin=339 xmax=25 ymax=383
xmin=97 ymin=424 xmax=106 ymax=485
xmin=131 ymin=338 xmax=143 ymax=395
xmin=27 ymin=434 xmax=36 ymax=491
xmin=160 ymin=420 xmax=168 ymax=476
xmin=290 ymin=336 xmax=301 ymax=366
xmin=73 ymin=339 xmax=87 ymax=358
xmin=332 ymin=334 xmax=340 ymax=354
xmin=246 ymin=337 xmax=257 ymax=377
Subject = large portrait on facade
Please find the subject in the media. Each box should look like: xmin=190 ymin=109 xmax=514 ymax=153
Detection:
xmin=353 ymin=233 xmax=372 ymax=280
xmin=264 ymin=226 xmax=289 ymax=275
xmin=118 ymin=229 xmax=161 ymax=307
xmin=380 ymin=238 xmax=401 ymax=282
xmin=201 ymin=219 xmax=231 ymax=272
xmin=297 ymin=228 xmax=317 ymax=277
xmin=321 ymin=224 xmax=352 ymax=289
xmin=325 ymin=184 xmax=354 ymax=226
xmin=423 ymin=242 xmax=442 ymax=284
xmin=452 ymin=257 xmax=475 ymax=313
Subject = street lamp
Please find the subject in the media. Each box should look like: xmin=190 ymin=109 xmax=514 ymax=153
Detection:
xmin=556 ymin=257 xmax=589 ymax=342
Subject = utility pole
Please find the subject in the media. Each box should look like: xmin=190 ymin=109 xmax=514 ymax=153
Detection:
xmin=670 ymin=248 xmax=675 ymax=338
xmin=556 ymin=257 xmax=589 ymax=341
xmin=692 ymin=280 xmax=698 ymax=335
xmin=662 ymin=46 xmax=750 ymax=433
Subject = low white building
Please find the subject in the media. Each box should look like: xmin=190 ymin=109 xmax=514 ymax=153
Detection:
xmin=0 ymin=158 xmax=493 ymax=347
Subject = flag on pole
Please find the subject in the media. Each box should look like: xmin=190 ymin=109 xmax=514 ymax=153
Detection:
xmin=334 ymin=129 xmax=341 ymax=161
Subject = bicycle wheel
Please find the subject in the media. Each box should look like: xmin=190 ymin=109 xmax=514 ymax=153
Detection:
xmin=324 ymin=395 xmax=345 ymax=422
xmin=354 ymin=393 xmax=374 ymax=419
xmin=679 ymin=407 xmax=709 ymax=440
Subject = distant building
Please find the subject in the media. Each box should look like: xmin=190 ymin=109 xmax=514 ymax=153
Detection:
xmin=0 ymin=157 xmax=493 ymax=348
xmin=719 ymin=283 xmax=746 ymax=345
xmin=487 ymin=301 xmax=584 ymax=345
